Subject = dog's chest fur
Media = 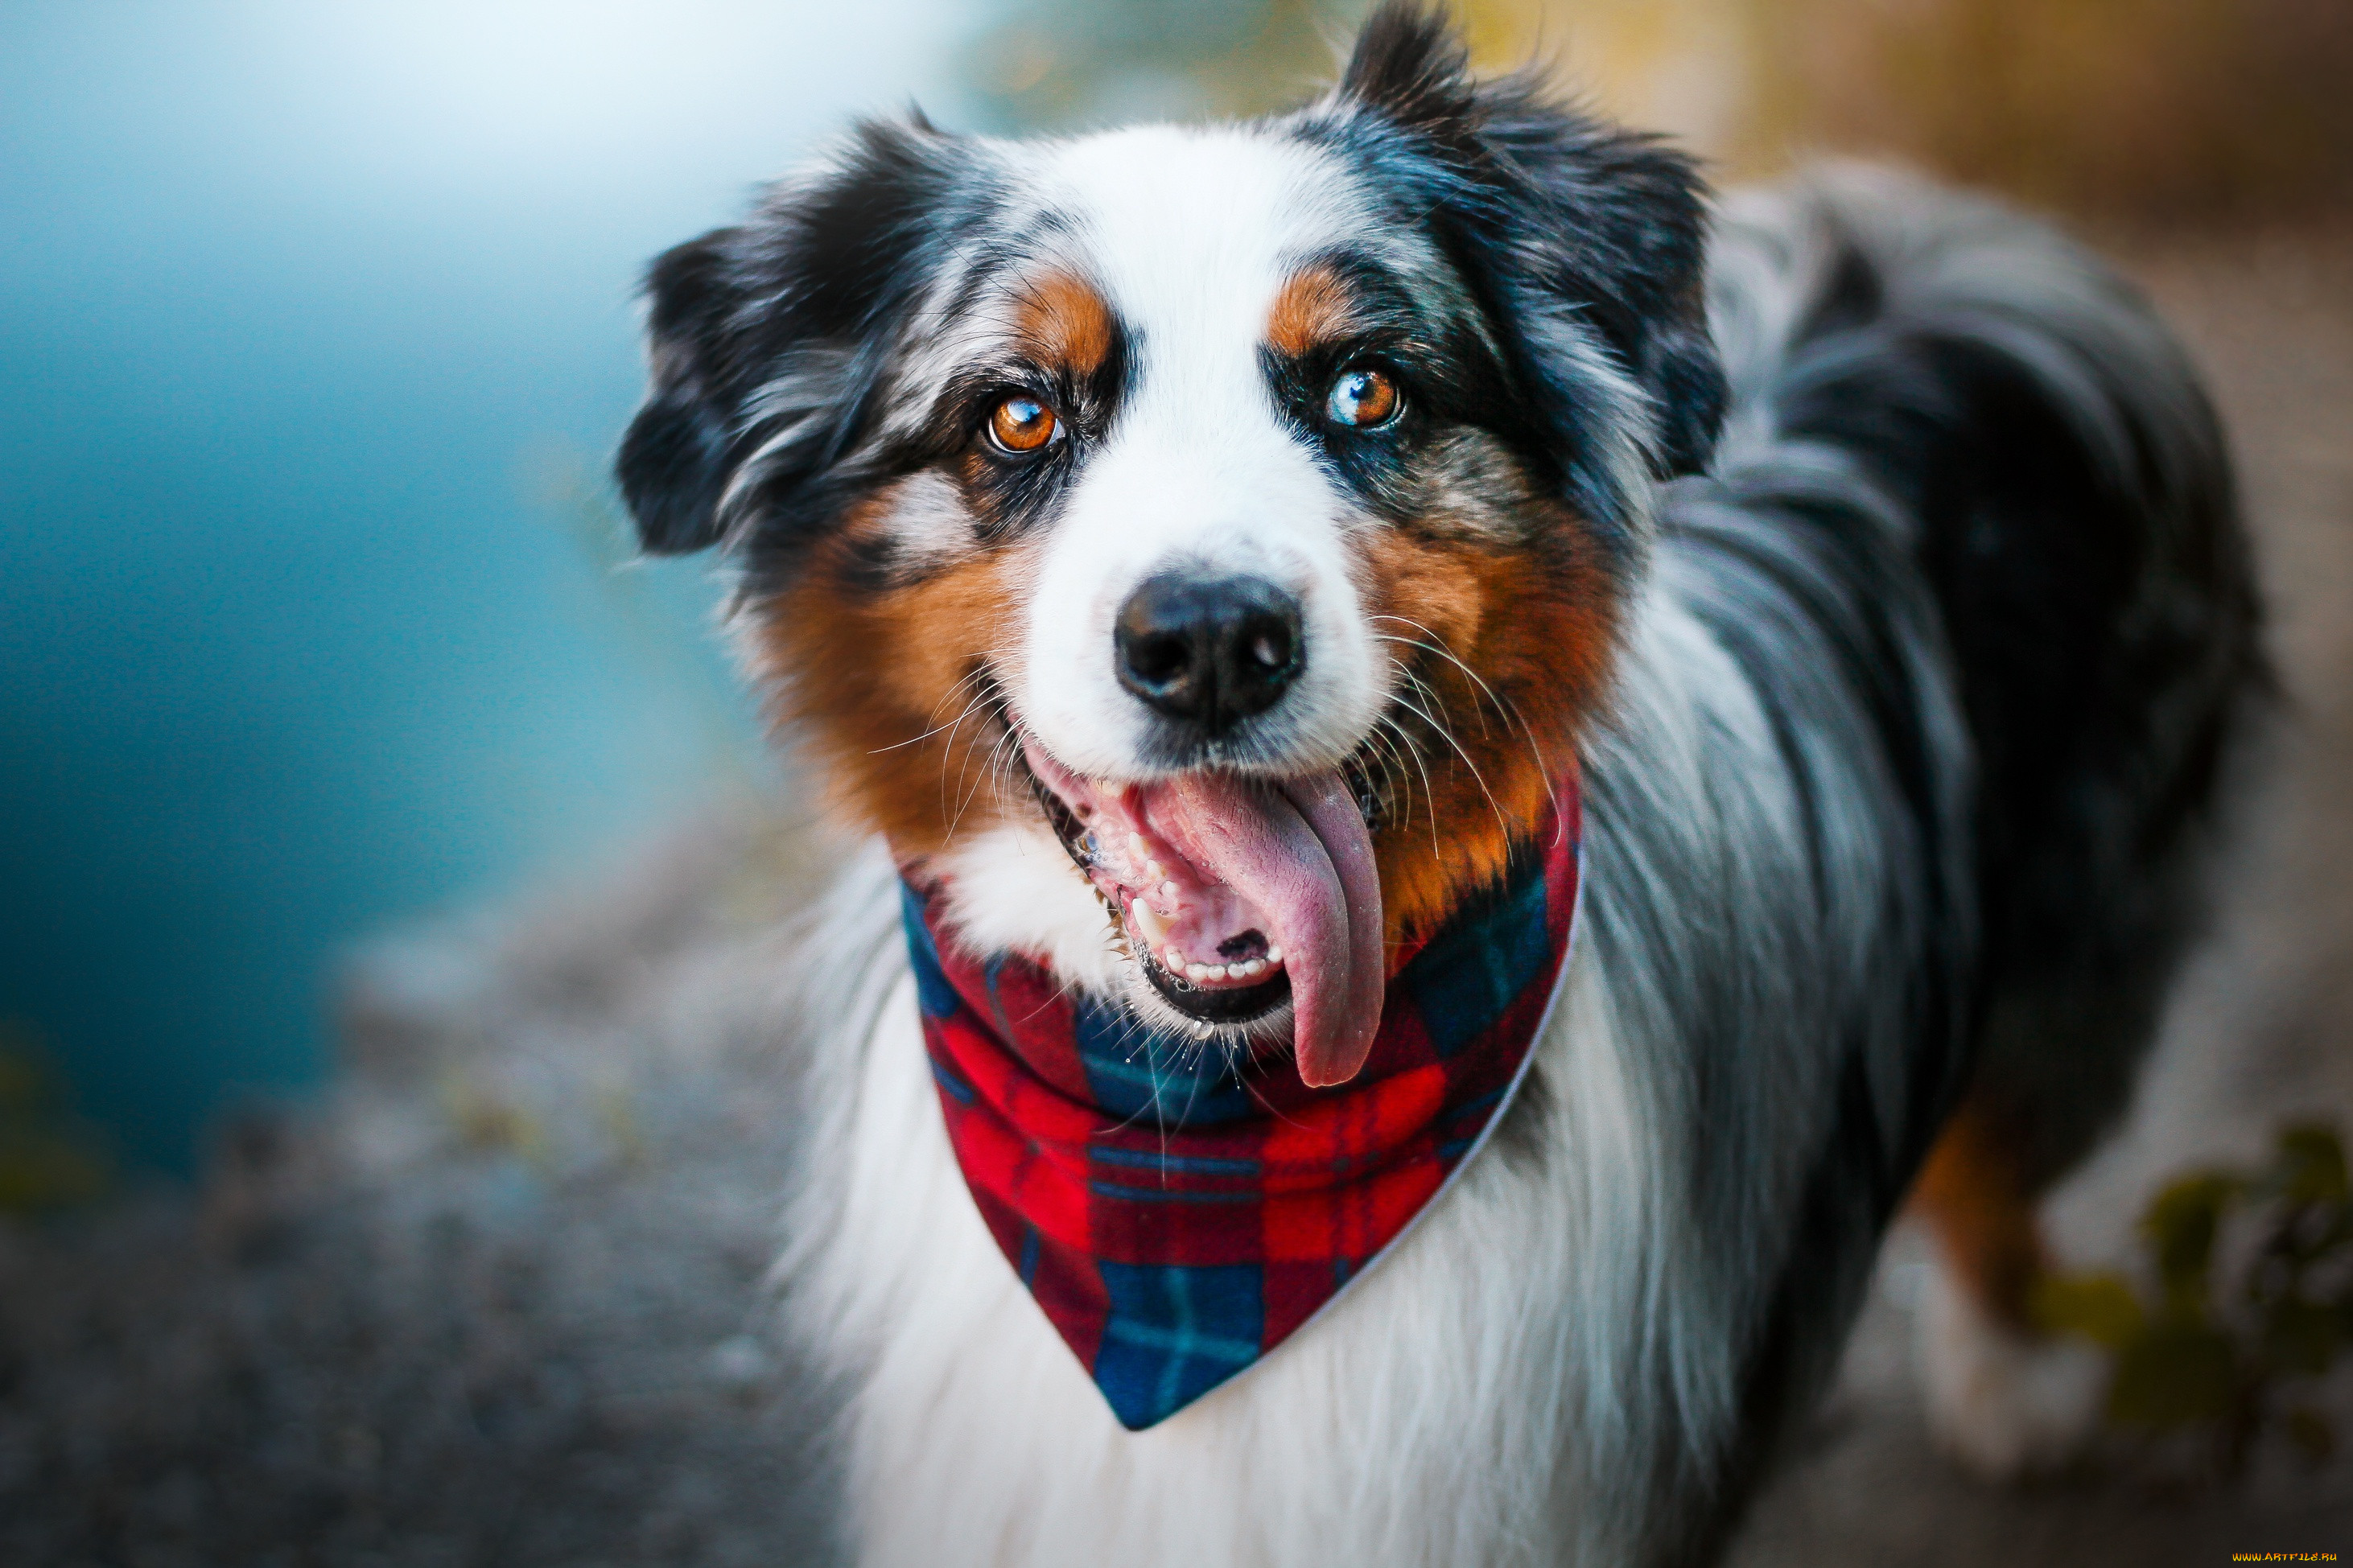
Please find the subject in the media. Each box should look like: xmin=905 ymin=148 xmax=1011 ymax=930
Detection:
xmin=792 ymin=884 xmax=1679 ymax=1567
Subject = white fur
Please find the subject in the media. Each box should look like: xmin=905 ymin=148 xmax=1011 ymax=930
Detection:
xmin=1914 ymin=1246 xmax=2106 ymax=1477
xmin=1010 ymin=128 xmax=1392 ymax=782
xmin=932 ymin=818 xmax=1125 ymax=994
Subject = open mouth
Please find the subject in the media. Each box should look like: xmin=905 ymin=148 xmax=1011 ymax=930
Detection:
xmin=1022 ymin=741 xmax=1387 ymax=1087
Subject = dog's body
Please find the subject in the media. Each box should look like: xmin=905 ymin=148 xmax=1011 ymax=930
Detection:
xmin=618 ymin=10 xmax=2259 ymax=1562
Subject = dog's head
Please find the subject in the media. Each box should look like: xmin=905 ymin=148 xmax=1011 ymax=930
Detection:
xmin=617 ymin=5 xmax=1721 ymax=1084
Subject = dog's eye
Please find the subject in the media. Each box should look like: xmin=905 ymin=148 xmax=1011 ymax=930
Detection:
xmin=1325 ymin=367 xmax=1399 ymax=430
xmin=987 ymin=395 xmax=1060 ymax=454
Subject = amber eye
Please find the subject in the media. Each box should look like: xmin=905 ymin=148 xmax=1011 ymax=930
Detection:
xmin=1325 ymin=367 xmax=1400 ymax=430
xmin=987 ymin=394 xmax=1060 ymax=454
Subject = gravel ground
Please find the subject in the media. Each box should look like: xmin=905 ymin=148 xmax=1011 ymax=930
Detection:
xmin=4 ymin=224 xmax=2350 ymax=1566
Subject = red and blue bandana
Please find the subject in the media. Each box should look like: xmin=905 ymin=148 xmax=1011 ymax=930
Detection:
xmin=901 ymin=775 xmax=1581 ymax=1430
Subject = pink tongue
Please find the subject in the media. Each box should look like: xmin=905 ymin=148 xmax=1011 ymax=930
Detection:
xmin=1139 ymin=772 xmax=1385 ymax=1088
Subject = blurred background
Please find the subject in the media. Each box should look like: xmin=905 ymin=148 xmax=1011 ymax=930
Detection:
xmin=3 ymin=2 xmax=2351 ymax=1562
xmin=1 ymin=2 xmax=964 ymax=1176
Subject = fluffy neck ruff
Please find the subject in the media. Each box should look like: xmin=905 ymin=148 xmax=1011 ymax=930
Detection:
xmin=897 ymin=768 xmax=1582 ymax=1429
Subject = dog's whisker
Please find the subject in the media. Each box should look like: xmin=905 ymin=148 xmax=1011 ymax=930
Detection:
xmin=1376 ymin=710 xmax=1443 ymax=859
xmin=1498 ymin=692 xmax=1569 ymax=848
xmin=882 ymin=682 xmax=995 ymax=756
xmin=1369 ymin=620 xmax=1511 ymax=738
xmin=1388 ymin=689 xmax=1512 ymax=847
xmin=1362 ymin=721 xmax=1415 ymax=831
xmin=1368 ymin=715 xmax=1420 ymax=832
xmin=941 ymin=681 xmax=1016 ymax=842
xmin=928 ymin=659 xmax=1012 ymax=833
xmin=875 ymin=667 xmax=995 ymax=754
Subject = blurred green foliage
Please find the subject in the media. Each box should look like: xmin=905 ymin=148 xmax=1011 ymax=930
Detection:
xmin=2034 ymin=1123 xmax=2353 ymax=1475
xmin=0 ymin=1022 xmax=113 ymax=1216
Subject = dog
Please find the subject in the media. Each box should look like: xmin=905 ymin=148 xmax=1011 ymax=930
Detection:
xmin=614 ymin=7 xmax=2260 ymax=1562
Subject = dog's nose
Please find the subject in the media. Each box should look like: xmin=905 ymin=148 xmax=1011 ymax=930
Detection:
xmin=1114 ymin=572 xmax=1303 ymax=735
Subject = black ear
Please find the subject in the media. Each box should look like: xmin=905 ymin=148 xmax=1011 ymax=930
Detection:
xmin=1332 ymin=4 xmax=1726 ymax=482
xmin=614 ymin=116 xmax=975 ymax=558
xmin=1337 ymin=2 xmax=1484 ymax=150
xmin=617 ymin=231 xmax=747 ymax=554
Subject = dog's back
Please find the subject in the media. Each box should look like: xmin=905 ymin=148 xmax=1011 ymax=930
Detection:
xmin=1694 ymin=168 xmax=2261 ymax=1486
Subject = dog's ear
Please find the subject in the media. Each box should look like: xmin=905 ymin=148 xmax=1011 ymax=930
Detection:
xmin=616 ymin=116 xmax=972 ymax=557
xmin=618 ymin=230 xmax=746 ymax=554
xmin=1333 ymin=4 xmax=1726 ymax=483
xmin=1336 ymin=3 xmax=1485 ymax=150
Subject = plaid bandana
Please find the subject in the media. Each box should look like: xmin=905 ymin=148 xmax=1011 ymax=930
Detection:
xmin=900 ymin=772 xmax=1581 ymax=1430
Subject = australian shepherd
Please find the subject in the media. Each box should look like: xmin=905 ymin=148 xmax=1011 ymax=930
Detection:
xmin=614 ymin=6 xmax=2260 ymax=1562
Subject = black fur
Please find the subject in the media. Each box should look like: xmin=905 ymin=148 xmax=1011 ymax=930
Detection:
xmin=616 ymin=116 xmax=999 ymax=567
xmin=1304 ymin=4 xmax=1727 ymax=494
xmin=1667 ymin=171 xmax=2264 ymax=1552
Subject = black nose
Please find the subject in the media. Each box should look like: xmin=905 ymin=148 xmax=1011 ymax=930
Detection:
xmin=1114 ymin=572 xmax=1304 ymax=735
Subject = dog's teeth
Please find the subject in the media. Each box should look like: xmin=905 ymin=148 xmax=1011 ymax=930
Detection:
xmin=1264 ymin=945 xmax=1284 ymax=965
xmin=1159 ymin=880 xmax=1180 ymax=903
xmin=1147 ymin=859 xmax=1167 ymax=882
xmin=1127 ymin=833 xmax=1150 ymax=862
xmin=1164 ymin=945 xmax=1186 ymax=970
xmin=1185 ymin=964 xmax=1210 ymax=982
xmin=1131 ymin=902 xmax=1170 ymax=948
xmin=1238 ymin=957 xmax=1264 ymax=978
xmin=1207 ymin=964 xmax=1230 ymax=981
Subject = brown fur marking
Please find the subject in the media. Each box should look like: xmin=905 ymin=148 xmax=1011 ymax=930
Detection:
xmin=1267 ymin=263 xmax=1358 ymax=359
xmin=751 ymin=488 xmax=1028 ymax=854
xmin=1355 ymin=513 xmax=1618 ymax=945
xmin=1016 ymin=271 xmax=1114 ymax=378
xmin=1908 ymin=1093 xmax=2047 ymax=1324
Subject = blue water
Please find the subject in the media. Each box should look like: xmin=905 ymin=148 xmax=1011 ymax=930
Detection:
xmin=0 ymin=2 xmax=967 ymax=1171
